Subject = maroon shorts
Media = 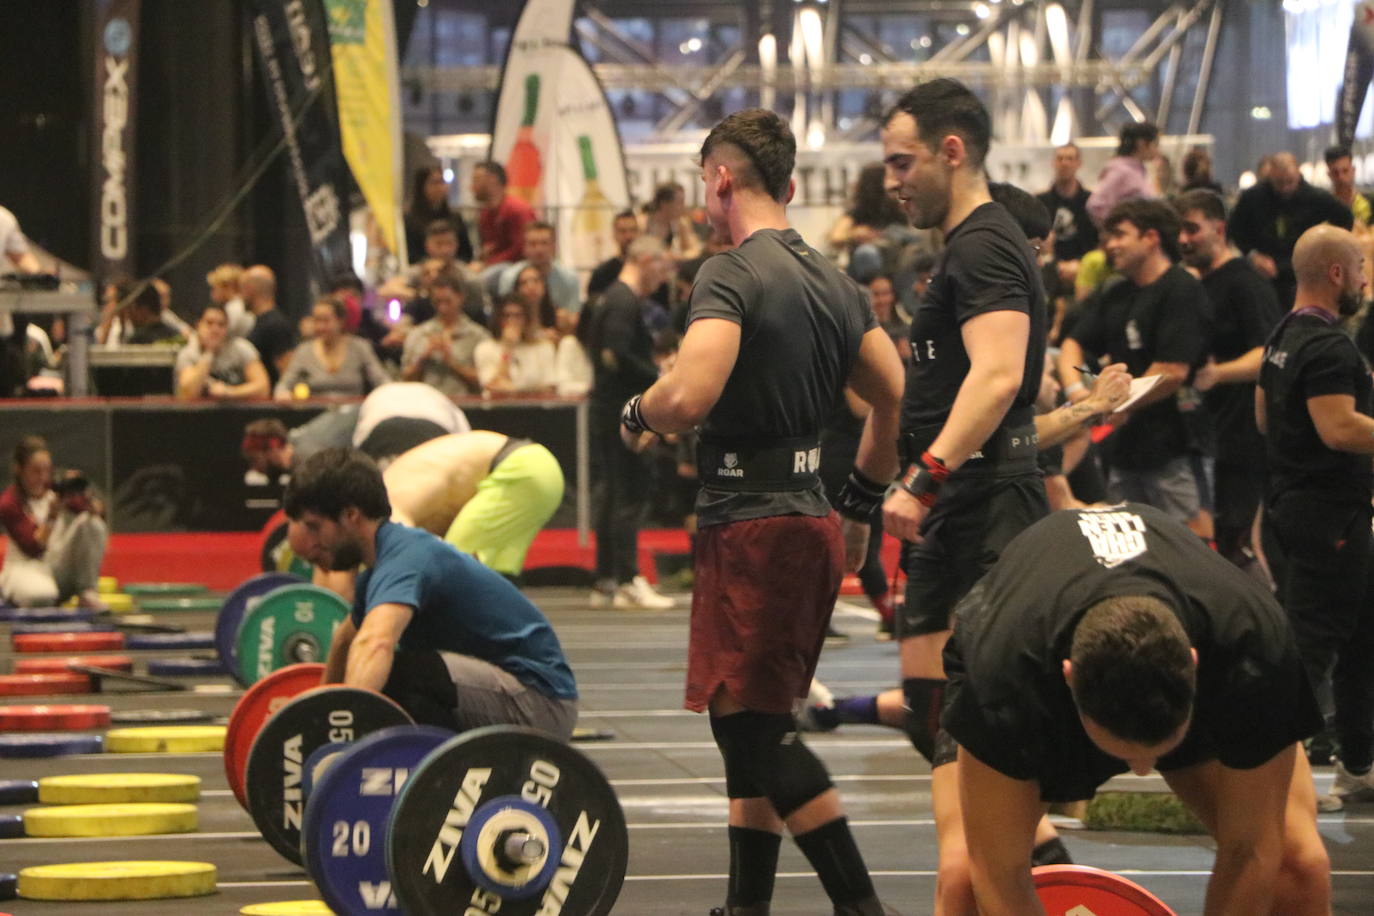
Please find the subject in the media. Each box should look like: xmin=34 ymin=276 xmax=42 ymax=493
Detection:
xmin=684 ymin=512 xmax=844 ymax=715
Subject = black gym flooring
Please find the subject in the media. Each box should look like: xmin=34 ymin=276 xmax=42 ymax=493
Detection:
xmin=1 ymin=591 xmax=1371 ymax=915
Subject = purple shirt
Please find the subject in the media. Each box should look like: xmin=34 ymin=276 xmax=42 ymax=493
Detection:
xmin=1086 ymin=156 xmax=1153 ymax=227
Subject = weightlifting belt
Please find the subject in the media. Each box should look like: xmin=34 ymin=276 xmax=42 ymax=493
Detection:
xmin=899 ymin=405 xmax=1039 ymax=478
xmin=697 ymin=436 xmax=822 ymax=492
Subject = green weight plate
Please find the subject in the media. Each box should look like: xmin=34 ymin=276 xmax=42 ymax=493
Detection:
xmin=138 ymin=597 xmax=224 ymax=612
xmin=235 ymin=585 xmax=348 ymax=685
xmin=123 ymin=583 xmax=209 ymax=596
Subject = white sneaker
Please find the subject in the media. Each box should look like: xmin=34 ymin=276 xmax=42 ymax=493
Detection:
xmin=588 ymin=588 xmax=613 ymax=609
xmin=1327 ymin=759 xmax=1374 ymax=810
xmin=613 ymin=575 xmax=675 ymax=610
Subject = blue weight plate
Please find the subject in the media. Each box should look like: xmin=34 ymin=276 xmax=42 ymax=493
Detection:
xmin=0 ymin=815 xmax=23 ymax=839
xmin=0 ymin=733 xmax=103 ymax=758
xmin=301 ymin=741 xmax=352 ymax=804
xmin=126 ymin=631 xmax=215 ymax=651
xmin=303 ymin=725 xmax=453 ymax=915
xmin=0 ymin=780 xmax=38 ymax=805
xmin=0 ymin=607 xmax=94 ymax=623
xmin=459 ymin=795 xmax=562 ymax=901
xmin=10 ymin=622 xmax=116 ymax=635
xmin=216 ymin=573 xmax=302 ymax=688
xmin=146 ymin=657 xmax=227 ymax=677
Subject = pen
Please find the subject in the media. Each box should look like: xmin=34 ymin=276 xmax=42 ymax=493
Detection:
xmin=1074 ymin=365 xmax=1097 ymax=387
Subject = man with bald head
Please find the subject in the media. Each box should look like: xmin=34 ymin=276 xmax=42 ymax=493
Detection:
xmin=1257 ymin=224 xmax=1374 ymax=808
xmin=243 ymin=265 xmax=298 ymax=387
xmin=1230 ymin=152 xmax=1353 ymax=306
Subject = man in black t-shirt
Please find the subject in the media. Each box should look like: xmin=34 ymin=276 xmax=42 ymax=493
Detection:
xmin=585 ymin=235 xmax=674 ymax=610
xmin=242 ymin=265 xmax=297 ymax=388
xmin=1176 ymin=190 xmax=1283 ymax=565
xmin=942 ymin=503 xmax=1328 ymax=914
xmin=585 ymin=210 xmax=641 ymax=302
xmin=622 ymin=109 xmax=905 ymax=916
xmin=1036 ymin=143 xmax=1098 ymax=296
xmin=1257 ymin=224 xmax=1374 ymax=808
xmin=1060 ymin=199 xmax=1213 ymax=532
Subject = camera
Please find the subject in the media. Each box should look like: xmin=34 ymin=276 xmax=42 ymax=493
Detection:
xmin=52 ymin=473 xmax=90 ymax=497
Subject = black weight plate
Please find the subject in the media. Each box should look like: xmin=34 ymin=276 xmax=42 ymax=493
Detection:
xmin=386 ymin=726 xmax=628 ymax=916
xmin=244 ymin=686 xmax=412 ymax=866
xmin=0 ymin=779 xmax=39 ymax=804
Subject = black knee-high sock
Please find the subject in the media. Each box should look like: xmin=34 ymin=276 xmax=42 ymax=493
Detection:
xmin=792 ymin=817 xmax=875 ymax=906
xmin=727 ymin=825 xmax=781 ymax=906
xmin=1031 ymin=835 xmax=1073 ymax=866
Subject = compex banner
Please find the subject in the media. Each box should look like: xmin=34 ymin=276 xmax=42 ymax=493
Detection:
xmin=89 ymin=0 xmax=140 ymax=282
xmin=250 ymin=0 xmax=355 ymax=288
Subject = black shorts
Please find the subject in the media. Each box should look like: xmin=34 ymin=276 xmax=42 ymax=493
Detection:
xmin=357 ymin=417 xmax=451 ymax=464
xmin=899 ymin=474 xmax=1048 ymax=638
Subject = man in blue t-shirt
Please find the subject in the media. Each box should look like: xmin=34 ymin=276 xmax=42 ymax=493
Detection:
xmin=283 ymin=448 xmax=578 ymax=740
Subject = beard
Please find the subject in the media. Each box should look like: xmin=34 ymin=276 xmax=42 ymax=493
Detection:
xmin=322 ymin=538 xmax=364 ymax=572
xmin=902 ymin=186 xmax=949 ymax=231
xmin=1338 ymin=288 xmax=1362 ymax=317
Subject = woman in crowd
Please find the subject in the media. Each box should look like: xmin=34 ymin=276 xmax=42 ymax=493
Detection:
xmin=274 ymin=297 xmax=391 ymax=399
xmin=828 ymin=162 xmax=914 ymax=282
xmin=404 ymin=165 xmax=473 ymax=264
xmin=474 ymin=295 xmax=557 ymax=397
xmin=640 ymin=182 xmax=702 ymax=262
xmin=511 ymin=263 xmax=558 ymax=334
xmin=175 ymin=303 xmax=269 ymax=400
xmin=0 ymin=436 xmax=108 ymax=609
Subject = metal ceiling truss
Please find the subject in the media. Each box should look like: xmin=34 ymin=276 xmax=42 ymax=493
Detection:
xmin=404 ymin=0 xmax=1226 ymax=139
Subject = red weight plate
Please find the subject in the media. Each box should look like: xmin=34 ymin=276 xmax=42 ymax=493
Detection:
xmin=0 ymin=674 xmax=93 ymax=697
xmin=0 ymin=704 xmax=112 ymax=732
xmin=12 ymin=632 xmax=125 ymax=653
xmin=1034 ymin=864 xmax=1177 ymax=916
xmin=223 ymin=662 xmax=325 ymax=809
xmin=14 ymin=655 xmax=134 ymax=675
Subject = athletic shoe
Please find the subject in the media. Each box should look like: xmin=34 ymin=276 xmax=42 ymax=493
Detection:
xmin=613 ymin=576 xmax=675 ymax=610
xmin=1322 ymin=759 xmax=1374 ymax=812
xmin=1307 ymin=731 xmax=1339 ymax=767
xmin=795 ymin=702 xmax=840 ymax=733
xmin=825 ymin=623 xmax=851 ymax=644
xmin=588 ymin=587 xmax=614 ymax=609
xmin=708 ymin=904 xmax=770 ymax=915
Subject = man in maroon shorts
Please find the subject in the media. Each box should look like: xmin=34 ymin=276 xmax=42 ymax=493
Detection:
xmin=621 ymin=109 xmax=905 ymax=916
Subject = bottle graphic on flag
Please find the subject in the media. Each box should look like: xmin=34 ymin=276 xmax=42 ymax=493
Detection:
xmin=507 ymin=74 xmax=543 ymax=206
xmin=573 ymin=134 xmax=611 ymax=262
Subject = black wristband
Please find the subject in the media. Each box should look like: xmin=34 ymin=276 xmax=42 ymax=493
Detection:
xmin=836 ymin=469 xmax=888 ymax=521
xmin=620 ymin=393 xmax=653 ymax=435
xmin=899 ymin=465 xmax=941 ymax=506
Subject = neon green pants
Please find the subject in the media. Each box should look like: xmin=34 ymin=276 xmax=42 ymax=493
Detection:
xmin=446 ymin=442 xmax=565 ymax=576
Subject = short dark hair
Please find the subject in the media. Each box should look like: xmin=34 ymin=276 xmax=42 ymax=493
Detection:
xmin=242 ymin=418 xmax=288 ymax=460
xmin=283 ymin=447 xmax=391 ymax=521
xmin=1104 ymin=198 xmax=1181 ymax=262
xmin=1070 ymin=595 xmax=1195 ymax=745
xmin=651 ymin=183 xmax=684 ymax=207
xmin=330 ymin=271 xmax=364 ymax=295
xmin=13 ymin=435 xmax=48 ymax=469
xmin=1325 ymin=144 xmax=1353 ymax=166
xmin=425 ymin=219 xmax=457 ymax=239
xmin=885 ymin=78 xmax=992 ymax=169
xmin=1173 ymin=189 xmax=1227 ymax=224
xmin=1117 ymin=121 xmax=1160 ymax=157
xmin=429 ymin=272 xmax=467 ymax=297
xmin=199 ymin=302 xmax=228 ymax=320
xmin=613 ymin=209 xmax=638 ymax=223
xmin=699 ymin=108 xmax=796 ymax=202
xmin=989 ymin=181 xmax=1052 ymax=242
xmin=525 ymin=220 xmax=555 ymax=236
xmin=313 ymin=295 xmax=348 ymax=322
xmin=475 ymin=160 xmax=507 ymax=185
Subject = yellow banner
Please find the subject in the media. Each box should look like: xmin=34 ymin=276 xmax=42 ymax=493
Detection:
xmin=325 ymin=0 xmax=404 ymax=261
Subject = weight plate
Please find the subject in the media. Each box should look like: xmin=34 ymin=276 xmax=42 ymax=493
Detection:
xmin=0 ymin=674 xmax=93 ymax=697
xmin=1033 ymin=864 xmax=1178 ymax=915
xmin=0 ymin=871 xmax=12 ymax=902
xmin=240 ymin=902 xmax=333 ymax=915
xmin=11 ymin=622 xmax=116 ymax=635
xmin=0 ymin=734 xmax=103 ymax=758
xmin=244 ymin=686 xmax=412 ymax=866
xmin=217 ymin=573 xmax=303 ymax=688
xmin=14 ymin=655 xmax=132 ymax=674
xmin=126 ymin=632 xmax=215 ymax=651
xmin=224 ymin=664 xmax=326 ymax=809
xmin=123 ymin=583 xmax=208 ymax=596
xmin=0 ymin=816 xmax=23 ymax=839
xmin=459 ymin=796 xmax=562 ymax=901
xmin=38 ymin=773 xmax=201 ymax=805
xmin=0 ymin=704 xmax=111 ymax=732
xmin=17 ymin=860 xmax=217 ymax=901
xmin=235 ymin=585 xmax=348 ymax=686
xmin=111 ymin=708 xmax=214 ymax=725
xmin=137 ymin=597 xmax=223 ymax=612
xmin=0 ymin=780 xmax=39 ymax=805
xmin=13 ymin=632 xmax=124 ymax=653
xmin=300 ymin=741 xmax=351 ymax=804
xmin=0 ymin=607 xmax=93 ymax=623
xmin=302 ymin=725 xmax=452 ymax=915
xmin=105 ymin=726 xmax=226 ymax=754
xmin=22 ymin=802 xmax=198 ymax=838
xmin=387 ymin=726 xmax=628 ymax=916
xmin=146 ymin=658 xmax=227 ymax=677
